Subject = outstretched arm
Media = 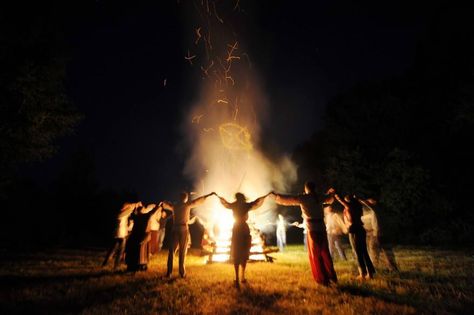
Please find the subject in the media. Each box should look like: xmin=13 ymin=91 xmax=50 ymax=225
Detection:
xmin=217 ymin=195 xmax=232 ymax=209
xmin=249 ymin=193 xmax=271 ymax=210
xmin=189 ymin=192 xmax=216 ymax=207
xmin=272 ymin=192 xmax=301 ymax=207
xmin=161 ymin=201 xmax=174 ymax=212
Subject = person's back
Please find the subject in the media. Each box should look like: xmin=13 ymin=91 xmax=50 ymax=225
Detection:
xmin=172 ymin=202 xmax=192 ymax=226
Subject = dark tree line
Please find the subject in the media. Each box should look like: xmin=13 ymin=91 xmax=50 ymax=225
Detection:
xmin=0 ymin=1 xmax=82 ymax=193
xmin=294 ymin=5 xmax=474 ymax=245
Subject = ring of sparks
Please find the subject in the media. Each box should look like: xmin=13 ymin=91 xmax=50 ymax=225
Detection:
xmin=219 ymin=122 xmax=253 ymax=151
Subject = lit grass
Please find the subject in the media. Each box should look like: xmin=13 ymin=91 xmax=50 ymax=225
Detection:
xmin=1 ymin=246 xmax=473 ymax=314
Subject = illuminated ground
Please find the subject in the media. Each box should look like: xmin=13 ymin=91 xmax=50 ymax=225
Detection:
xmin=1 ymin=245 xmax=473 ymax=314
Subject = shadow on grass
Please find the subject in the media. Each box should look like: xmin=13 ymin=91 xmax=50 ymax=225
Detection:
xmin=231 ymin=285 xmax=282 ymax=314
xmin=0 ymin=274 xmax=149 ymax=315
xmin=338 ymin=283 xmax=420 ymax=309
xmin=0 ymin=270 xmax=114 ymax=288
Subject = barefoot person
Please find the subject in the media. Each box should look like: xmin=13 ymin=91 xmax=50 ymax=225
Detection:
xmin=335 ymin=193 xmax=375 ymax=280
xmin=271 ymin=181 xmax=337 ymax=286
xmin=217 ymin=192 xmax=271 ymax=288
xmin=102 ymin=202 xmax=141 ymax=269
xmin=162 ymin=191 xmax=215 ymax=278
xmin=360 ymin=198 xmax=399 ymax=271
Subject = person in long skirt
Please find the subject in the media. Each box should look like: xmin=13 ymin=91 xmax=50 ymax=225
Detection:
xmin=335 ymin=193 xmax=375 ymax=280
xmin=217 ymin=192 xmax=271 ymax=288
xmin=125 ymin=203 xmax=161 ymax=272
xmin=272 ymin=182 xmax=337 ymax=286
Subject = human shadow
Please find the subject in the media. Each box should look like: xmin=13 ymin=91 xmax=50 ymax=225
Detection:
xmin=231 ymin=285 xmax=282 ymax=314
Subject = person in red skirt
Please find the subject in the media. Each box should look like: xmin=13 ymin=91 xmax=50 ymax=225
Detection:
xmin=271 ymin=182 xmax=337 ymax=286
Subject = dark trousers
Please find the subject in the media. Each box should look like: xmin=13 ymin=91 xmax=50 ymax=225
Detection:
xmin=167 ymin=227 xmax=189 ymax=276
xmin=102 ymin=238 xmax=126 ymax=269
xmin=349 ymin=229 xmax=375 ymax=276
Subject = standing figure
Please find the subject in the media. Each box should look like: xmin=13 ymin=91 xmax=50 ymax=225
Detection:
xmin=360 ymin=198 xmax=399 ymax=271
xmin=324 ymin=205 xmax=348 ymax=261
xmin=149 ymin=209 xmax=161 ymax=255
xmin=125 ymin=203 xmax=161 ymax=272
xmin=276 ymin=214 xmax=287 ymax=252
xmin=162 ymin=192 xmax=215 ymax=278
xmin=272 ymin=181 xmax=337 ymax=286
xmin=157 ymin=210 xmax=171 ymax=252
xmin=292 ymin=221 xmax=308 ymax=251
xmin=335 ymin=194 xmax=375 ymax=280
xmin=102 ymin=202 xmax=140 ymax=269
xmin=217 ymin=192 xmax=270 ymax=288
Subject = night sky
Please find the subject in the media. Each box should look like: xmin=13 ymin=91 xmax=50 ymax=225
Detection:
xmin=26 ymin=1 xmax=433 ymax=202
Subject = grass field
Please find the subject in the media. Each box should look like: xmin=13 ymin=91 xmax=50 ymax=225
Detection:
xmin=1 ymin=245 xmax=473 ymax=314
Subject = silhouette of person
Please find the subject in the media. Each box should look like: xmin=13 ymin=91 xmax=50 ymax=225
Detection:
xmin=102 ymin=202 xmax=141 ymax=269
xmin=125 ymin=203 xmax=161 ymax=272
xmin=324 ymin=205 xmax=348 ymax=261
xmin=335 ymin=193 xmax=375 ymax=280
xmin=217 ymin=192 xmax=270 ymax=288
xmin=276 ymin=214 xmax=288 ymax=252
xmin=157 ymin=210 xmax=171 ymax=252
xmin=272 ymin=181 xmax=337 ymax=286
xmin=162 ymin=191 xmax=215 ymax=278
xmin=360 ymin=198 xmax=399 ymax=271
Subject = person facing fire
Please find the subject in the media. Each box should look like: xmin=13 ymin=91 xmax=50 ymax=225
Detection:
xmin=161 ymin=191 xmax=215 ymax=278
xmin=217 ymin=192 xmax=271 ymax=288
xmin=157 ymin=210 xmax=171 ymax=252
xmin=334 ymin=193 xmax=375 ymax=280
xmin=324 ymin=205 xmax=348 ymax=261
xmin=102 ymin=202 xmax=141 ymax=269
xmin=125 ymin=203 xmax=161 ymax=272
xmin=360 ymin=198 xmax=399 ymax=271
xmin=276 ymin=214 xmax=287 ymax=252
xmin=271 ymin=181 xmax=338 ymax=286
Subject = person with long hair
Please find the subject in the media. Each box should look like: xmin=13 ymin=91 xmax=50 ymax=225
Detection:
xmin=216 ymin=192 xmax=270 ymax=288
xmin=272 ymin=182 xmax=337 ymax=286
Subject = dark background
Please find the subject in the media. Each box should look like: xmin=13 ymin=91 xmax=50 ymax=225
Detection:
xmin=1 ymin=0 xmax=473 ymax=249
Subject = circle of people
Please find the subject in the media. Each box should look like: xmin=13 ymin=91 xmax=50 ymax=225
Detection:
xmin=102 ymin=181 xmax=398 ymax=288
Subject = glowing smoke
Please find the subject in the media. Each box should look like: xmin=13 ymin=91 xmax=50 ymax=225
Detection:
xmin=180 ymin=0 xmax=298 ymax=234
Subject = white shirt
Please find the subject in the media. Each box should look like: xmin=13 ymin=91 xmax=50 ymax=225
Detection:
xmin=114 ymin=206 xmax=135 ymax=238
xmin=325 ymin=212 xmax=347 ymax=235
xmin=361 ymin=207 xmax=379 ymax=237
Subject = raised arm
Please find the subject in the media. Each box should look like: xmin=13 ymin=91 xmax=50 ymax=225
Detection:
xmin=217 ymin=195 xmax=232 ymax=209
xmin=272 ymin=192 xmax=302 ymax=207
xmin=161 ymin=201 xmax=174 ymax=212
xmin=189 ymin=192 xmax=216 ymax=208
xmin=249 ymin=193 xmax=271 ymax=210
xmin=358 ymin=198 xmax=373 ymax=211
xmin=334 ymin=194 xmax=349 ymax=209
